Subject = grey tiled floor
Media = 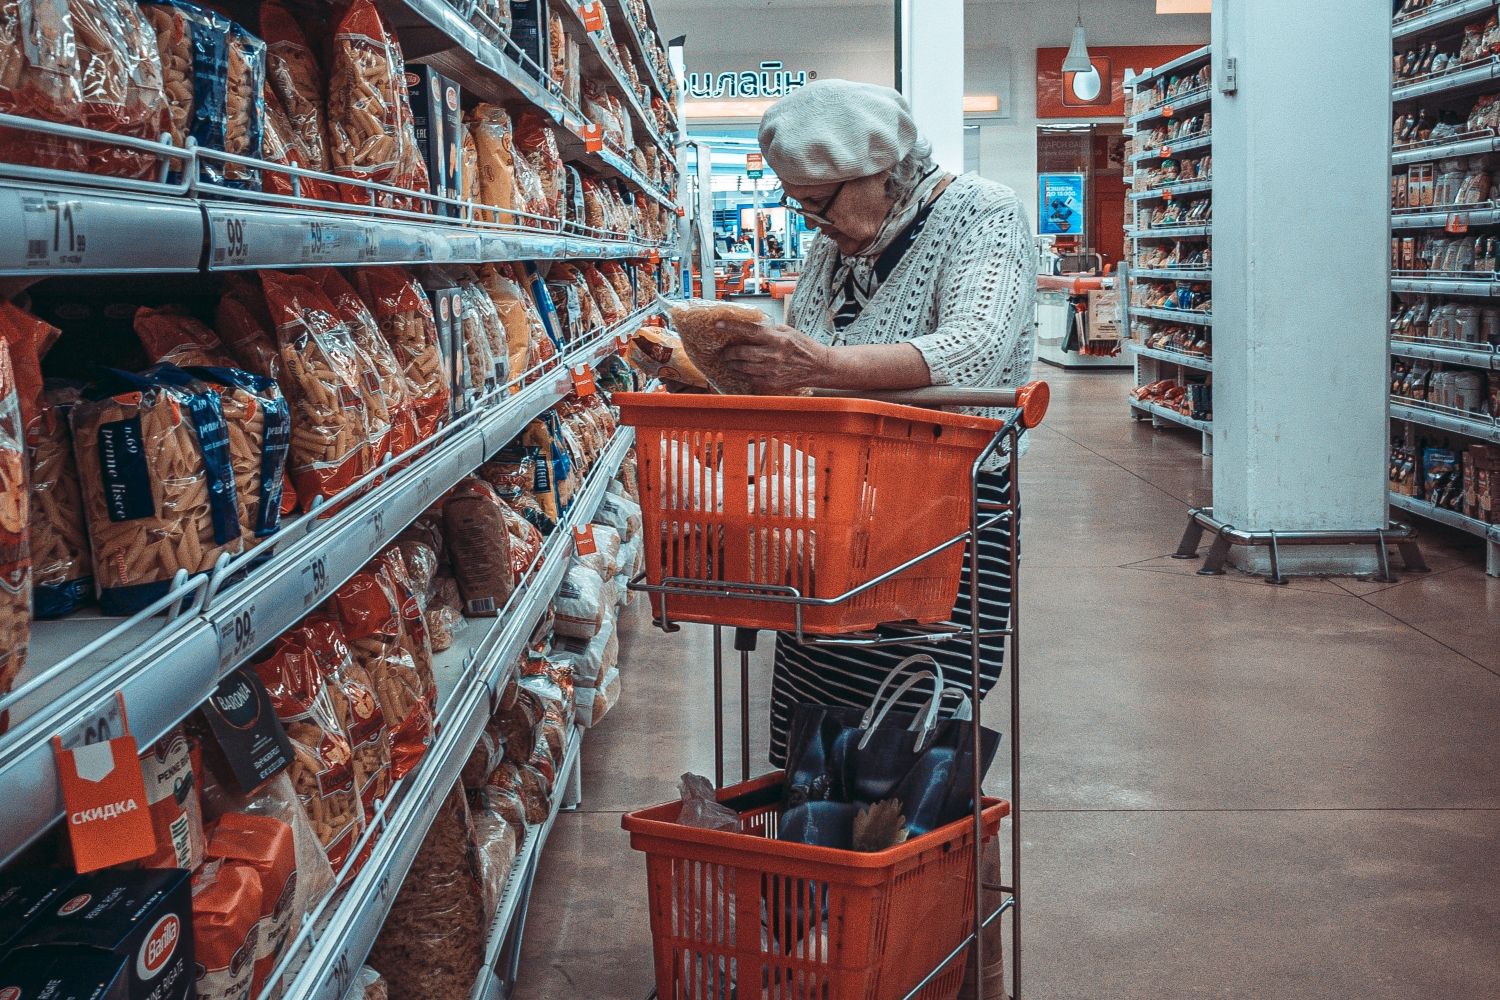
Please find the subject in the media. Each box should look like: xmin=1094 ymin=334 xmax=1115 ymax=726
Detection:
xmin=515 ymin=369 xmax=1500 ymax=999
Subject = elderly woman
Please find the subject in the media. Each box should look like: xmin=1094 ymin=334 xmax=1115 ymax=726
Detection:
xmin=716 ymin=79 xmax=1036 ymax=772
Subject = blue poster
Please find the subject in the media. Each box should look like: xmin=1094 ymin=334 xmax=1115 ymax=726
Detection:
xmin=1038 ymin=173 xmax=1086 ymax=236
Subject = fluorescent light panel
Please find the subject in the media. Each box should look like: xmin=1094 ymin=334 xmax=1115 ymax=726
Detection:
xmin=1157 ymin=0 xmax=1211 ymax=12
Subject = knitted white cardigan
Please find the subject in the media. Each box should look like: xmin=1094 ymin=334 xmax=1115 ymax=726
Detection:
xmin=786 ymin=173 xmax=1038 ymax=452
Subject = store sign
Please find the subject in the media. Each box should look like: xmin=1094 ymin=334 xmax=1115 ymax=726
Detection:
xmin=1038 ymin=173 xmax=1085 ymax=236
xmin=1035 ymin=45 xmax=1200 ymax=118
xmin=746 ymin=152 xmax=764 ymax=179
xmin=686 ymin=62 xmax=814 ymax=100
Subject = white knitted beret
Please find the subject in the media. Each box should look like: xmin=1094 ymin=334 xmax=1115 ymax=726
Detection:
xmin=758 ymin=79 xmax=919 ymax=187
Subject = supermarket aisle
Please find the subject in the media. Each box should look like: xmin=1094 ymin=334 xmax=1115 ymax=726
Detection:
xmin=516 ymin=370 xmax=1500 ymax=1000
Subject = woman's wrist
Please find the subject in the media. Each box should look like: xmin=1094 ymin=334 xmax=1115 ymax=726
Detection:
xmin=818 ymin=343 xmax=847 ymax=387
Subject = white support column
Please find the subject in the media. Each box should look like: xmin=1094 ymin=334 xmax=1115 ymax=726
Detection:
xmin=900 ymin=0 xmax=965 ymax=173
xmin=1210 ymin=0 xmax=1390 ymax=574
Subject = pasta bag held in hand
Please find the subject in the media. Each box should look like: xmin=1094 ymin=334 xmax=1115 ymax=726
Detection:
xmin=669 ymin=298 xmax=786 ymax=395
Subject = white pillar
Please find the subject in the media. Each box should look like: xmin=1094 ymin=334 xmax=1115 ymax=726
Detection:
xmin=1210 ymin=0 xmax=1390 ymax=574
xmin=900 ymin=0 xmax=964 ymax=173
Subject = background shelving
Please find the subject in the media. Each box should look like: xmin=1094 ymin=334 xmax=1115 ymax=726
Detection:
xmin=1389 ymin=0 xmax=1500 ymax=575
xmin=1124 ymin=44 xmax=1215 ymax=456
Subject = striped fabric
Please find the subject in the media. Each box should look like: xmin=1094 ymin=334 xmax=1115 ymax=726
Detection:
xmin=831 ymin=196 xmax=941 ymax=333
xmin=768 ymin=470 xmax=1015 ymax=767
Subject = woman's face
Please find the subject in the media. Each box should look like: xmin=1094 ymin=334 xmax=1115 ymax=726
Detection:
xmin=784 ymin=172 xmax=893 ymax=255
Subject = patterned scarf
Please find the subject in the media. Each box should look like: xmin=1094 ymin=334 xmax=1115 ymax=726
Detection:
xmin=827 ymin=167 xmax=947 ymax=334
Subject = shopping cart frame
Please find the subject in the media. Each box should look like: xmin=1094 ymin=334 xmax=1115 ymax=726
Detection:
xmin=626 ymin=383 xmax=1047 ymax=1000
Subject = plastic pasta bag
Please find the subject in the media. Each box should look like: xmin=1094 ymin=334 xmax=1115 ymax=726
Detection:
xmin=669 ymin=298 xmax=788 ymax=395
xmin=71 ymin=368 xmax=242 ymax=614
xmin=459 ymin=124 xmax=481 ymax=214
xmin=477 ymin=264 xmax=534 ymax=384
xmin=355 ymin=266 xmax=450 ymax=441
xmin=30 ymin=380 xmax=91 ymax=618
xmin=467 ymin=789 xmax=518 ymax=920
xmin=327 ymin=0 xmax=404 ymax=195
xmin=313 ymin=267 xmax=417 ymax=458
xmin=259 ymin=1 xmax=328 ymax=174
xmin=70 ymin=0 xmax=172 ymax=178
xmin=467 ymin=104 xmax=518 ymax=225
xmin=332 ymin=563 xmax=433 ymax=781
xmin=220 ymin=20 xmax=265 ymax=187
xmin=301 ymin=615 xmax=393 ymax=825
xmin=214 ymin=273 xmax=282 ymax=380
xmin=513 ymin=112 xmax=564 ymax=227
xmin=260 ymin=270 xmax=373 ymax=504
xmin=443 ymin=477 xmax=514 ymax=617
xmin=0 ymin=0 xmax=87 ymax=173
xmin=449 ymin=266 xmax=509 ymax=388
xmin=377 ymin=546 xmax=437 ymax=716
xmin=367 ymin=784 xmax=486 ymax=1000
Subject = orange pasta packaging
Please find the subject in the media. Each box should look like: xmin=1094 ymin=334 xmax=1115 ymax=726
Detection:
xmin=326 ymin=0 xmax=409 ymax=204
xmin=214 ymin=273 xmax=283 ymax=381
xmin=189 ymin=859 xmax=262 ymax=1000
xmin=331 ymin=567 xmax=432 ymax=780
xmin=259 ymin=270 xmax=373 ymax=504
xmin=252 ymin=631 xmax=363 ymax=872
xmin=353 ymin=266 xmax=449 ymax=441
xmin=302 ymin=614 xmax=392 ymax=822
xmin=138 ymin=723 xmax=206 ymax=871
xmin=259 ymin=1 xmax=330 ymax=175
xmin=376 ymin=547 xmax=435 ymax=709
xmin=312 ymin=268 xmax=418 ymax=458
xmin=134 ymin=305 xmax=234 ymax=367
xmin=0 ymin=306 xmax=44 ymax=673
xmin=204 ymin=812 xmax=299 ymax=995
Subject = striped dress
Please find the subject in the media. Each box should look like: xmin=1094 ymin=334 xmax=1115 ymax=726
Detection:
xmin=767 ymin=173 xmax=1035 ymax=767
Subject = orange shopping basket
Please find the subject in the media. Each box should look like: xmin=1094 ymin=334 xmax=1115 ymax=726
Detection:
xmin=614 ymin=390 xmax=1046 ymax=635
xmin=623 ymin=772 xmax=1011 ymax=1000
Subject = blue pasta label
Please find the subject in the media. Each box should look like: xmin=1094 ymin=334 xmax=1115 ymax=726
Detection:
xmin=191 ymin=366 xmax=290 ymax=536
xmin=97 ymin=417 xmax=154 ymax=522
xmin=529 ymin=445 xmax=550 ymax=490
xmin=180 ymin=388 xmax=241 ymax=545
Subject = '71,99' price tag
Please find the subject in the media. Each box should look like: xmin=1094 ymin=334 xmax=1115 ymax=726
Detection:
xmin=22 ymin=192 xmax=87 ymax=269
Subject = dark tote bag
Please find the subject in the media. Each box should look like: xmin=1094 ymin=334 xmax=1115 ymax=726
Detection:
xmin=780 ymin=655 xmax=1001 ymax=846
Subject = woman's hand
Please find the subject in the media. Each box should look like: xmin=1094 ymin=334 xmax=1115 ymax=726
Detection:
xmin=717 ymin=319 xmax=838 ymax=394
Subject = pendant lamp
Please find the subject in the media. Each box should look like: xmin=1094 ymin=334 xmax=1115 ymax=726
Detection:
xmin=1062 ymin=1 xmax=1092 ymax=74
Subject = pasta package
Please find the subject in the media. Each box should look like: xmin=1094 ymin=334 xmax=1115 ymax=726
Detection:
xmin=138 ymin=723 xmax=206 ymax=870
xmin=71 ymin=368 xmax=242 ymax=615
xmin=460 ymin=124 xmax=481 ymax=213
xmin=377 ymin=546 xmax=436 ymax=704
xmin=513 ymin=112 xmax=564 ymax=227
xmin=305 ymin=615 xmax=392 ymax=822
xmin=190 ymin=859 xmax=262 ymax=1000
xmin=204 ymin=812 xmax=299 ymax=995
xmin=314 ymin=268 xmax=418 ymax=458
xmin=178 ymin=365 xmax=289 ymax=540
xmin=70 ymin=0 xmax=173 ymax=178
xmin=253 ymin=629 xmax=364 ymax=872
xmin=355 ymin=266 xmax=449 ymax=441
xmin=260 ymin=270 xmax=373 ymax=504
xmin=31 ymin=381 xmax=92 ymax=618
xmin=143 ymin=0 xmax=191 ymax=147
xmin=583 ymin=263 xmax=625 ymax=326
xmin=259 ymin=1 xmax=328 ymax=173
xmin=442 ymin=477 xmax=514 ymax=617
xmin=450 ymin=266 xmax=508 ymax=387
xmin=215 ymin=273 xmax=282 ymax=380
xmin=134 ymin=305 xmax=232 ymax=367
xmin=331 ymin=566 xmax=432 ymax=781
xmin=467 ymin=104 xmax=518 ymax=225
xmin=666 ymin=300 xmax=773 ymax=394
xmin=600 ymin=261 xmax=635 ymax=308
xmin=0 ymin=0 xmax=87 ymax=173
xmin=327 ymin=0 xmax=404 ymax=196
xmin=222 ymin=21 xmax=266 ymax=186
xmin=477 ymin=264 xmax=535 ymax=385
xmin=260 ymin=81 xmax=338 ymax=203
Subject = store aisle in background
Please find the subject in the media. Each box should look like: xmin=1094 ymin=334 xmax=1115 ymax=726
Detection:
xmin=516 ymin=370 xmax=1500 ymax=1000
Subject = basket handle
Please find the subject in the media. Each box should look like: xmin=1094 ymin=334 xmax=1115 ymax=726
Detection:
xmin=807 ymin=381 xmax=1051 ymax=428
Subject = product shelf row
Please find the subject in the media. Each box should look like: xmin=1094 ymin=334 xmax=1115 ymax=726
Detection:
xmin=1126 ymin=341 xmax=1214 ymax=372
xmin=0 ymin=306 xmax=660 ymax=867
xmin=555 ymin=0 xmax=675 ymax=162
xmin=1127 ymin=85 xmax=1212 ymax=128
xmin=1392 ymin=129 xmax=1500 ymax=166
xmin=1131 ymin=267 xmax=1214 ymax=282
xmin=1392 ymin=204 xmax=1500 ymax=230
xmin=1128 ymin=397 xmax=1213 ymax=434
xmin=604 ymin=0 xmax=675 ymax=107
xmin=1127 ymin=180 xmax=1213 ymax=203
xmin=1391 ymin=398 xmax=1500 ymax=442
xmin=1131 ymin=224 xmax=1213 ymax=240
xmin=1393 ymin=56 xmax=1500 ymax=103
xmin=1394 ymin=0 xmax=1499 ymax=41
xmin=1388 ymin=491 xmax=1500 ymax=573
xmin=1391 ymin=338 xmax=1500 ymax=369
xmin=1129 ymin=132 xmax=1214 ymax=164
xmin=265 ymin=425 xmax=634 ymax=1000
xmin=1391 ymin=276 xmax=1500 ymax=296
xmin=1130 ymin=307 xmax=1214 ymax=326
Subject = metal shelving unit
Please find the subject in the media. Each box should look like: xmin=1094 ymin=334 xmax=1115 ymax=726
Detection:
xmin=1390 ymin=4 xmax=1500 ymax=574
xmin=1125 ymin=45 xmax=1214 ymax=457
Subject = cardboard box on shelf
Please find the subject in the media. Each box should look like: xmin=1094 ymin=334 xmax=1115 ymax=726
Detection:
xmin=407 ymin=66 xmax=462 ymax=217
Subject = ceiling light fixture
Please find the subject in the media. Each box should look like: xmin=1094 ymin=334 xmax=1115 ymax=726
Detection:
xmin=1062 ymin=0 xmax=1092 ymax=74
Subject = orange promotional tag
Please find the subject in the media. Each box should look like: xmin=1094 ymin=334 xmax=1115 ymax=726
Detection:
xmin=1446 ymin=213 xmax=1469 ymax=234
xmin=649 ymin=248 xmax=661 ymax=263
xmin=1161 ymin=146 xmax=1173 ymax=158
xmin=615 ymin=333 xmax=631 ymax=354
xmin=583 ymin=122 xmax=604 ymax=152
xmin=571 ymin=365 xmax=597 ymax=397
xmin=574 ymin=524 xmax=598 ymax=555
xmin=1162 ymin=105 xmax=1175 ymax=119
xmin=1163 ymin=189 xmax=1174 ymax=203
xmin=578 ymin=1 xmax=605 ymax=31
xmin=676 ymin=206 xmax=686 ymax=217
xmin=52 ymin=695 xmax=155 ymax=873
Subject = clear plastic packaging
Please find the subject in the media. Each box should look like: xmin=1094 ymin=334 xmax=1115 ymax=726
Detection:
xmin=307 ymin=615 xmax=394 ymax=824
xmin=677 ymin=773 xmax=739 ymax=831
xmin=313 ymin=267 xmax=414 ymax=459
xmin=442 ymin=477 xmax=515 ymax=617
xmin=468 ymin=104 xmax=519 ymax=226
xmin=30 ymin=379 xmax=91 ymax=619
xmin=327 ymin=0 xmax=404 ymax=195
xmin=355 ymin=266 xmax=450 ymax=440
xmin=468 ymin=789 xmax=518 ymax=920
xmin=513 ymin=112 xmax=564 ymax=226
xmin=260 ymin=1 xmax=329 ymax=174
xmin=669 ymin=298 xmax=777 ymax=395
xmin=553 ymin=562 xmax=607 ymax=639
xmin=477 ymin=264 xmax=534 ymax=383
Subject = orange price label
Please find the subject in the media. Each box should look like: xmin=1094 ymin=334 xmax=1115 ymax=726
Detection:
xmin=578 ymin=1 xmax=605 ymax=31
xmin=1163 ymin=189 xmax=1174 ymax=203
xmin=574 ymin=524 xmax=598 ymax=555
xmin=675 ymin=205 xmax=686 ymax=217
xmin=1446 ymin=213 xmax=1470 ymax=234
xmin=571 ymin=365 xmax=597 ymax=397
xmin=649 ymin=248 xmax=661 ymax=263
xmin=616 ymin=333 xmax=631 ymax=353
xmin=1161 ymin=146 xmax=1173 ymax=158
xmin=582 ymin=121 xmax=604 ymax=152
xmin=1162 ymin=106 xmax=1175 ymax=119
xmin=52 ymin=694 xmax=155 ymax=873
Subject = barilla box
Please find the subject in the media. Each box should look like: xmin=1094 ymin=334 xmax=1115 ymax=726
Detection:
xmin=0 ymin=871 xmax=78 ymax=956
xmin=0 ymin=944 xmax=129 ymax=1000
xmin=22 ymin=869 xmax=193 ymax=1000
xmin=426 ymin=286 xmax=468 ymax=417
xmin=406 ymin=66 xmax=462 ymax=217
xmin=509 ymin=0 xmax=550 ymax=77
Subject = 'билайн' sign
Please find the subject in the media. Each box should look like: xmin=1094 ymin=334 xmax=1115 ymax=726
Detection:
xmin=687 ymin=62 xmax=814 ymax=100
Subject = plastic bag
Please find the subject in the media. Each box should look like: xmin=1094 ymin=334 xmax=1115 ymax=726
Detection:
xmin=260 ymin=1 xmax=328 ymax=173
xmin=467 ymin=104 xmax=518 ymax=226
xmin=71 ymin=0 xmax=173 ymax=178
xmin=327 ymin=0 xmax=404 ymax=196
xmin=443 ymin=477 xmax=514 ymax=617
xmin=138 ymin=724 xmax=206 ymax=869
xmin=549 ymin=615 xmax=614 ymax=688
xmin=594 ymin=491 xmax=641 ymax=541
xmin=629 ymin=322 xmax=709 ymax=389
xmin=600 ymin=261 xmax=635 ymax=309
xmin=253 ymin=632 xmax=364 ymax=872
xmin=574 ymin=522 xmax=620 ymax=580
xmin=575 ymin=665 xmax=620 ymax=728
xmin=331 ymin=563 xmax=433 ymax=781
xmin=0 ymin=0 xmax=87 ymax=172
xmin=260 ymin=270 xmax=373 ymax=504
xmin=306 ymin=615 xmax=393 ymax=823
xmin=312 ymin=267 xmax=416 ymax=458
xmin=355 ymin=266 xmax=450 ymax=440
xmin=377 ymin=546 xmax=437 ymax=714
xmin=476 ymin=265 xmax=533 ymax=386
xmin=468 ymin=789 xmax=518 ymax=921
xmin=452 ymin=267 xmax=509 ymax=388
xmin=205 ymin=811 xmax=300 ymax=995
xmin=220 ymin=20 xmax=265 ymax=186
xmin=190 ymin=858 xmax=261 ymax=1000
xmin=340 ymin=967 xmax=386 ymax=1000
xmin=134 ymin=305 xmax=231 ymax=367
xmin=259 ymin=81 xmax=338 ymax=202
xmin=678 ymin=773 xmax=738 ymax=831
xmin=367 ymin=784 xmax=486 ymax=1000
xmin=460 ymin=123 xmax=481 ymax=213
xmin=30 ymin=380 xmax=91 ymax=618
xmin=214 ymin=273 xmax=282 ymax=380
xmin=71 ymin=369 xmax=242 ymax=614
xmin=513 ymin=112 xmax=564 ymax=227
xmin=553 ymin=562 xmax=606 ymax=639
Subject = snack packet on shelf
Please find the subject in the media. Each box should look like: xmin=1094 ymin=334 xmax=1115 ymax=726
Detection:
xmin=204 ymin=812 xmax=299 ymax=995
xmin=190 ymin=858 xmax=262 ymax=1000
xmin=259 ymin=1 xmax=329 ymax=174
xmin=31 ymin=380 xmax=92 ymax=618
xmin=327 ymin=0 xmax=406 ymax=202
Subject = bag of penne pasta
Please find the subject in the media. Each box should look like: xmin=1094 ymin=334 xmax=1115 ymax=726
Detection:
xmin=354 ymin=267 xmax=448 ymax=442
xmin=260 ymin=270 xmax=373 ymax=505
xmin=70 ymin=366 xmax=243 ymax=615
xmin=0 ymin=307 xmax=37 ymax=704
xmin=31 ymin=381 xmax=91 ymax=619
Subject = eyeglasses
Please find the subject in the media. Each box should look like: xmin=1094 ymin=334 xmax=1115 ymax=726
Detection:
xmin=780 ymin=181 xmax=846 ymax=229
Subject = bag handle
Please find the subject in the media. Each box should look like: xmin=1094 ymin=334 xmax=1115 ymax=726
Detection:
xmin=857 ymin=655 xmax=944 ymax=751
xmin=909 ymin=686 xmax=974 ymax=728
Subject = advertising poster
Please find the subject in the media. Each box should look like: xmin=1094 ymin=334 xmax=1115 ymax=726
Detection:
xmin=1039 ymin=173 xmax=1086 ymax=236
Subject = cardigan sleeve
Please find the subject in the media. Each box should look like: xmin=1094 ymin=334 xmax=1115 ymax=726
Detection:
xmin=907 ymin=191 xmax=1036 ymax=388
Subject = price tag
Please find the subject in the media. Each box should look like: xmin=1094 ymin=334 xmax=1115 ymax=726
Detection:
xmin=215 ymin=603 xmax=260 ymax=669
xmin=56 ymin=693 xmax=127 ymax=752
xmin=574 ymin=524 xmax=598 ymax=555
xmin=1446 ymin=213 xmax=1470 ymax=234
xmin=1163 ymin=189 xmax=1174 ymax=203
xmin=22 ymin=192 xmax=88 ymax=269
xmin=1162 ymin=105 xmax=1175 ymax=119
xmin=301 ymin=553 xmax=331 ymax=609
xmin=615 ymin=333 xmax=631 ymax=354
xmin=368 ymin=508 xmax=387 ymax=550
xmin=578 ymin=1 xmax=606 ymax=31
xmin=1161 ymin=146 xmax=1173 ymax=158
xmin=301 ymin=218 xmax=338 ymax=262
xmin=52 ymin=693 xmax=155 ymax=873
xmin=676 ymin=205 xmax=686 ymax=217
xmin=582 ymin=121 xmax=604 ymax=152
xmin=649 ymin=248 xmax=661 ymax=263
xmin=416 ymin=472 xmax=436 ymax=507
xmin=213 ymin=214 xmax=250 ymax=266
xmin=571 ymin=365 xmax=597 ymax=397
